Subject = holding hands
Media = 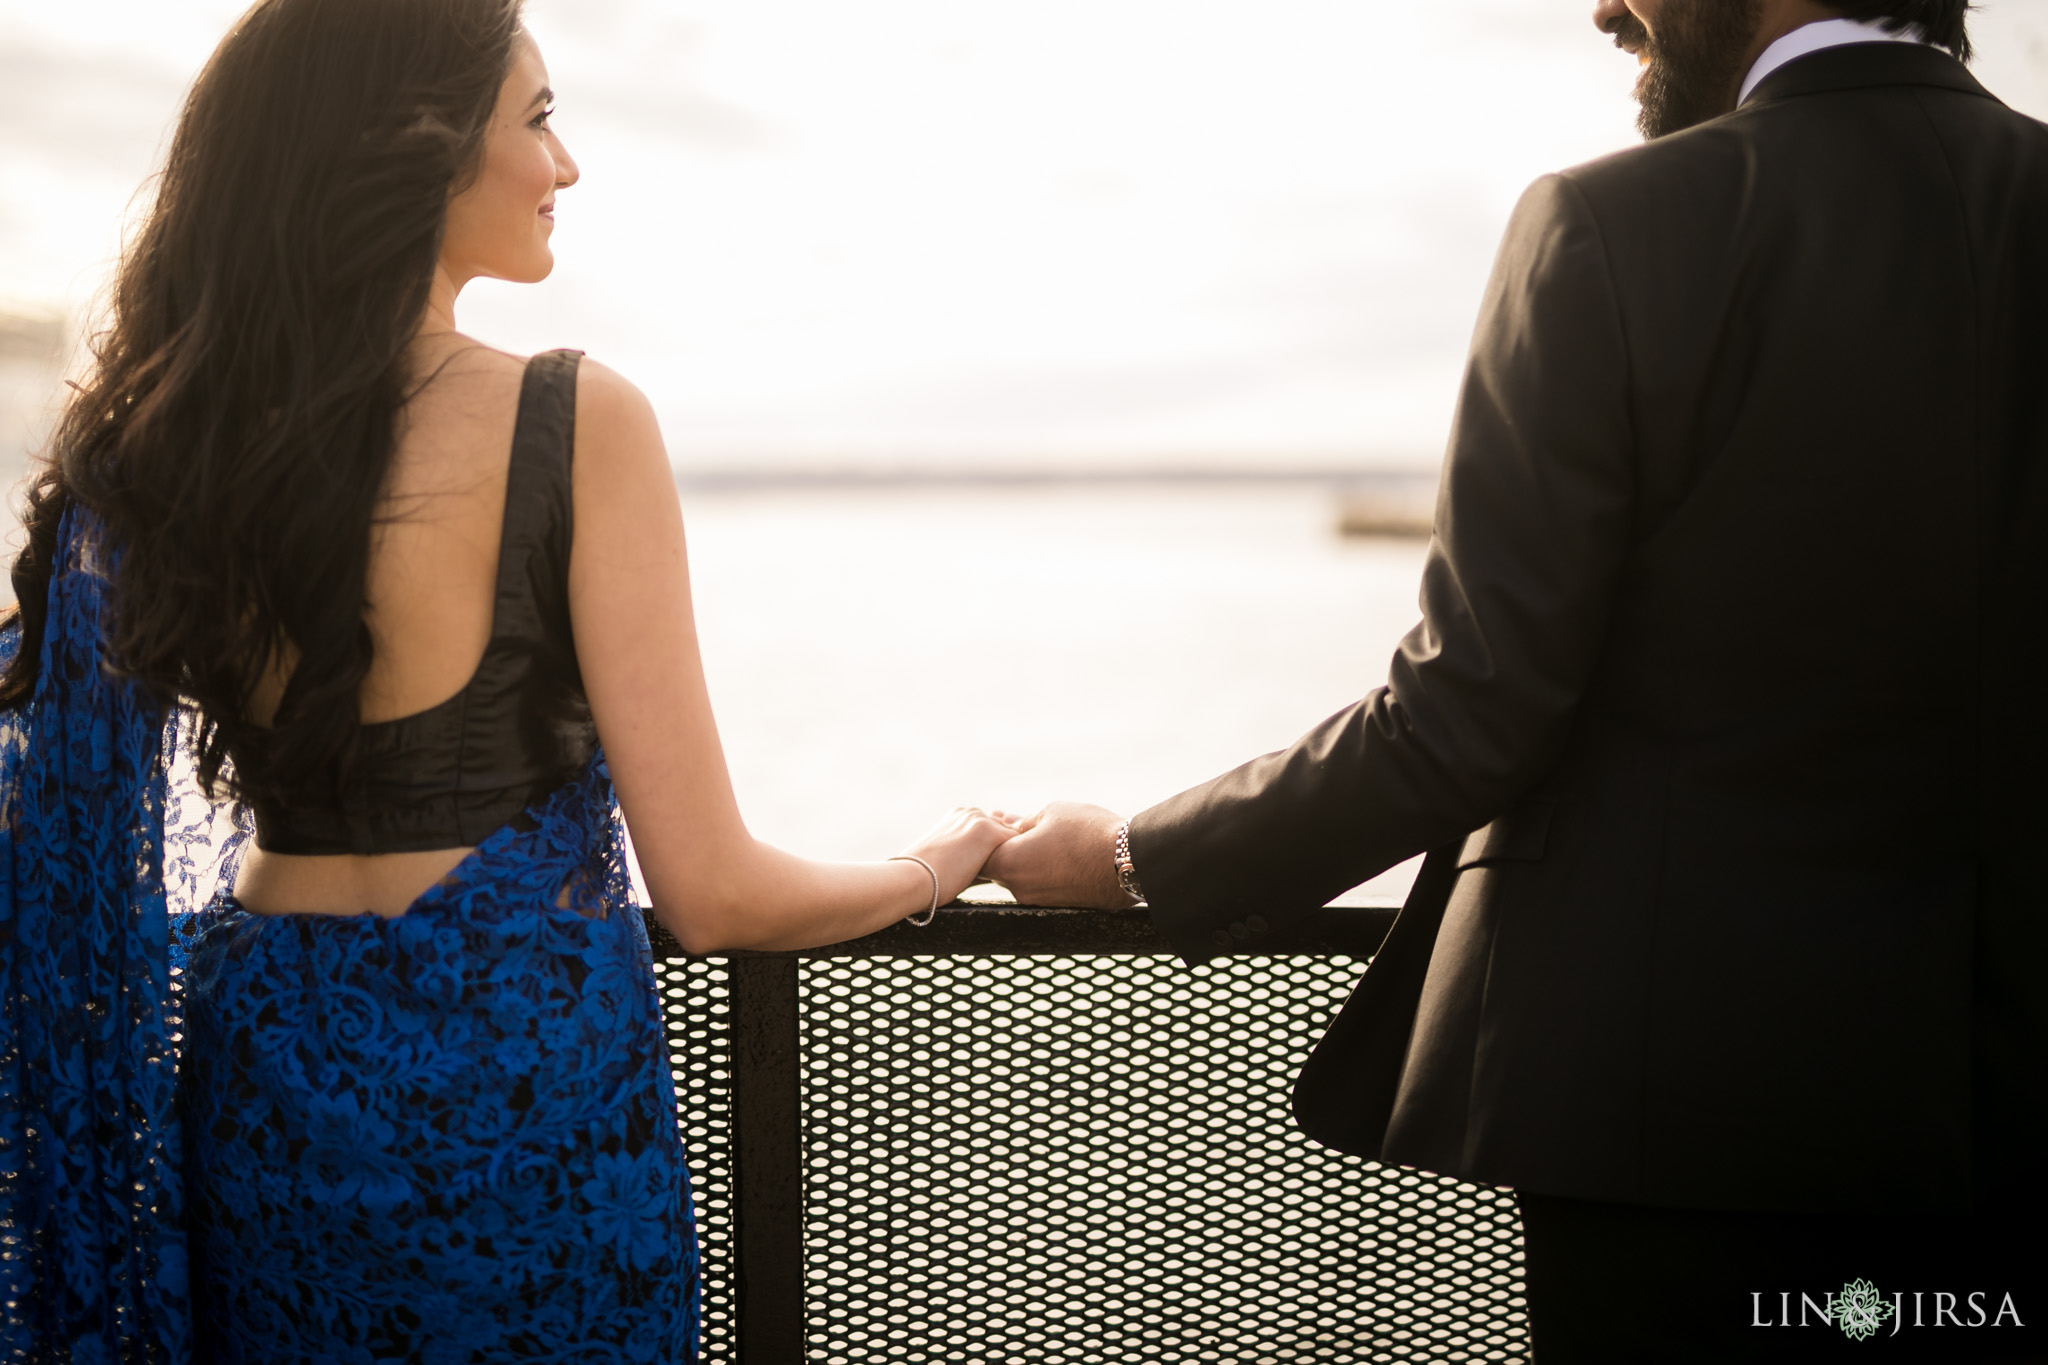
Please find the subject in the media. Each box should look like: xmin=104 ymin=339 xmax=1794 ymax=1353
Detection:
xmin=885 ymin=799 xmax=1140 ymax=938
xmin=897 ymin=805 xmax=1028 ymax=909
xmin=980 ymin=802 xmax=1139 ymax=910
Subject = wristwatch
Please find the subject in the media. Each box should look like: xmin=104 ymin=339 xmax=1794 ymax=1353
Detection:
xmin=1113 ymin=822 xmax=1145 ymax=905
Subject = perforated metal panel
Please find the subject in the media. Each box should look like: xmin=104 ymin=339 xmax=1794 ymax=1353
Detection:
xmin=653 ymin=949 xmax=1530 ymax=1364
xmin=655 ymin=955 xmax=739 ymax=1363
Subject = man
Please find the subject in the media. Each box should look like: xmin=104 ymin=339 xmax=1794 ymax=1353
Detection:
xmin=986 ymin=2 xmax=2047 ymax=1359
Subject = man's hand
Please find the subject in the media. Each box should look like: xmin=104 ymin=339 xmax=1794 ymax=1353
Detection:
xmin=982 ymin=802 xmax=1137 ymax=909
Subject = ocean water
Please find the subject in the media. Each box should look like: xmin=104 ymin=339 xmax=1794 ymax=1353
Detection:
xmin=0 ymin=447 xmax=1432 ymax=904
xmin=681 ymin=482 xmax=1431 ymax=905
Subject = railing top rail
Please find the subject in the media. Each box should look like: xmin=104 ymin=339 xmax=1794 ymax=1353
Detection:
xmin=645 ymin=903 xmax=1395 ymax=960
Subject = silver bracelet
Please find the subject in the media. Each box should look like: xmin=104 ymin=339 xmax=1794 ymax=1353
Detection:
xmin=1114 ymin=822 xmax=1145 ymax=905
xmin=889 ymin=855 xmax=940 ymax=927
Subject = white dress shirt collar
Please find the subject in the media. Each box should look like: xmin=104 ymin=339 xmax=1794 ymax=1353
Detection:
xmin=1738 ymin=17 xmax=1928 ymax=108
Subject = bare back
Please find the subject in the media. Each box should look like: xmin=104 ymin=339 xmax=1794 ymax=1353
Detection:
xmin=236 ymin=338 xmax=539 ymax=916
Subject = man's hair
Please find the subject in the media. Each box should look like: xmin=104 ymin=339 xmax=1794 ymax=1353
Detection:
xmin=1832 ymin=1 xmax=1972 ymax=61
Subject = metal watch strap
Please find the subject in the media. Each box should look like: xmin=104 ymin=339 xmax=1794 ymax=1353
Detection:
xmin=1113 ymin=822 xmax=1144 ymax=905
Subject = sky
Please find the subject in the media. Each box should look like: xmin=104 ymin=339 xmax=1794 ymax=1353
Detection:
xmin=5 ymin=0 xmax=2047 ymax=473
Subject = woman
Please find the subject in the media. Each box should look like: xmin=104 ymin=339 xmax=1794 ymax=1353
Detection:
xmin=0 ymin=0 xmax=1015 ymax=1358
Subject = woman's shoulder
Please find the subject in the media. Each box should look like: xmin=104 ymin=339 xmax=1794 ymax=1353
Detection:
xmin=563 ymin=355 xmax=683 ymax=589
xmin=571 ymin=355 xmax=654 ymax=422
xmin=564 ymin=356 xmax=669 ymax=492
xmin=412 ymin=343 xmax=660 ymax=444
xmin=413 ymin=336 xmax=528 ymax=379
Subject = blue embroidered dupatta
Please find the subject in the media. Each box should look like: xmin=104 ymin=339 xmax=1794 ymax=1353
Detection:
xmin=0 ymin=512 xmax=191 ymax=1361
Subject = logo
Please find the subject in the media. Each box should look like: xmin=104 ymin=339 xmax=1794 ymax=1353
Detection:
xmin=1751 ymin=1283 xmax=2025 ymax=1339
xmin=1833 ymin=1280 xmax=1895 ymax=1342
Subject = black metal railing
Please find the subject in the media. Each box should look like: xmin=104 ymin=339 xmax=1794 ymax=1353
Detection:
xmin=647 ymin=904 xmax=1532 ymax=1364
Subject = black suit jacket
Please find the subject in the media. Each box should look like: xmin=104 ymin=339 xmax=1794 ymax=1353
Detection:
xmin=1131 ymin=43 xmax=2048 ymax=1215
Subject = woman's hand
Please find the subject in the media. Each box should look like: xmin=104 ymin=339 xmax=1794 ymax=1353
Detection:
xmin=900 ymin=806 xmax=1024 ymax=907
xmin=979 ymin=802 xmax=1134 ymax=908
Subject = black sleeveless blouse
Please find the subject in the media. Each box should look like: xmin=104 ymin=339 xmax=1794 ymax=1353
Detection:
xmin=251 ymin=350 xmax=598 ymax=855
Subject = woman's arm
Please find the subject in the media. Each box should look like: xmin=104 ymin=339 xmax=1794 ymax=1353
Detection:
xmin=568 ymin=359 xmax=1011 ymax=953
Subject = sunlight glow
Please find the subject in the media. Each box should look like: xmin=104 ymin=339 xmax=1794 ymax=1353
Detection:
xmin=6 ymin=0 xmax=2046 ymax=469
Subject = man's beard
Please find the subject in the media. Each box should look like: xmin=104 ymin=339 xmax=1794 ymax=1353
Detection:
xmin=1615 ymin=0 xmax=1766 ymax=140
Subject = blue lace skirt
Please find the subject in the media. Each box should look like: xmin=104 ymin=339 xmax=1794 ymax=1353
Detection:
xmin=177 ymin=860 xmax=699 ymax=1362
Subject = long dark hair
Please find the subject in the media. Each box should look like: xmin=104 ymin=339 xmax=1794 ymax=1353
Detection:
xmin=1 ymin=0 xmax=524 ymax=805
